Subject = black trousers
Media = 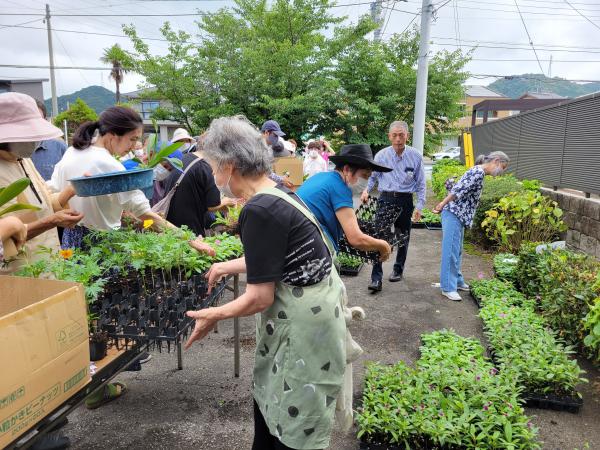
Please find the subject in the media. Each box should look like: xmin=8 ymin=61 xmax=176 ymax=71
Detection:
xmin=252 ymin=401 xmax=321 ymax=450
xmin=370 ymin=192 xmax=414 ymax=281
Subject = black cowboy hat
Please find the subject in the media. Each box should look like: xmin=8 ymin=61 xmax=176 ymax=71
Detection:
xmin=329 ymin=144 xmax=392 ymax=172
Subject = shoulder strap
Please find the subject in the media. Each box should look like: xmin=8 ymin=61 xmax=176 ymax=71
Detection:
xmin=172 ymin=155 xmax=203 ymax=190
xmin=256 ymin=186 xmax=336 ymax=256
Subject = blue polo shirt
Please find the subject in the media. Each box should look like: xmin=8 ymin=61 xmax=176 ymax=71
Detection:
xmin=297 ymin=171 xmax=353 ymax=250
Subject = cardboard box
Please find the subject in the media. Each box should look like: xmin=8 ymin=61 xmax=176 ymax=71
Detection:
xmin=273 ymin=156 xmax=304 ymax=186
xmin=0 ymin=276 xmax=90 ymax=448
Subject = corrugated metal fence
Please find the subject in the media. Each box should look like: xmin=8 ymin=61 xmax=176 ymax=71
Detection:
xmin=470 ymin=92 xmax=600 ymax=195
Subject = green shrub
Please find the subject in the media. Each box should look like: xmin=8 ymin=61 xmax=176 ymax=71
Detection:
xmin=493 ymin=253 xmax=519 ymax=285
xmin=431 ymin=162 xmax=466 ymax=200
xmin=357 ymin=329 xmax=540 ymax=449
xmin=535 ymin=249 xmax=600 ymax=348
xmin=583 ymin=293 xmax=600 ymax=364
xmin=522 ymin=179 xmax=542 ymax=191
xmin=467 ymin=175 xmax=525 ymax=246
xmin=471 ymin=279 xmax=587 ymax=397
xmin=516 ymin=242 xmax=545 ymax=298
xmin=481 ymin=190 xmax=567 ymax=253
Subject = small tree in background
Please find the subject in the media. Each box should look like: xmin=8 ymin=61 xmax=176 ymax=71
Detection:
xmin=53 ymin=98 xmax=98 ymax=145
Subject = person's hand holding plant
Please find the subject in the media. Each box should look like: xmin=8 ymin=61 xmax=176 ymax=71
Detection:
xmin=189 ymin=237 xmax=216 ymax=257
xmin=360 ymin=190 xmax=369 ymax=204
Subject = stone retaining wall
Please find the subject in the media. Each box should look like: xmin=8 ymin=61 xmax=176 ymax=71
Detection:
xmin=542 ymin=188 xmax=600 ymax=259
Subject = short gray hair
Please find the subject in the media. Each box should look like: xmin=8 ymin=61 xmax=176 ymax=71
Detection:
xmin=389 ymin=120 xmax=409 ymax=133
xmin=202 ymin=115 xmax=272 ymax=177
xmin=483 ymin=150 xmax=510 ymax=164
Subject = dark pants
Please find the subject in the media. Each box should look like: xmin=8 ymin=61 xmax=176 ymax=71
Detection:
xmin=252 ymin=401 xmax=321 ymax=450
xmin=371 ymin=192 xmax=414 ymax=282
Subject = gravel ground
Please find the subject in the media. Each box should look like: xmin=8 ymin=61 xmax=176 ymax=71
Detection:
xmin=64 ymin=228 xmax=600 ymax=450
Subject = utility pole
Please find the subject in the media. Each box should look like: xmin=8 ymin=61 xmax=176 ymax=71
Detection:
xmin=548 ymin=54 xmax=553 ymax=79
xmin=370 ymin=0 xmax=384 ymax=41
xmin=412 ymin=0 xmax=434 ymax=155
xmin=45 ymin=4 xmax=58 ymax=118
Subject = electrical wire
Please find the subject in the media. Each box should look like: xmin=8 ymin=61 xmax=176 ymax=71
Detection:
xmin=452 ymin=0 xmax=462 ymax=50
xmin=54 ymin=30 xmax=92 ymax=85
xmin=563 ymin=0 xmax=600 ymax=30
xmin=430 ymin=41 xmax=600 ymax=54
xmin=381 ymin=0 xmax=397 ymax=37
xmin=0 ymin=17 xmax=43 ymax=30
xmin=513 ymin=0 xmax=545 ymax=74
xmin=431 ymin=36 xmax=600 ymax=51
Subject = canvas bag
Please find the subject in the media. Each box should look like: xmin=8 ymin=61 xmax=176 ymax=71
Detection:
xmin=151 ymin=156 xmax=202 ymax=218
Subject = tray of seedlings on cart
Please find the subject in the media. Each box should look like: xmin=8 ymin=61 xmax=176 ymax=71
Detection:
xmin=337 ymin=252 xmax=364 ymax=276
xmin=341 ymin=196 xmax=407 ymax=264
xmin=17 ymin=226 xmax=244 ymax=355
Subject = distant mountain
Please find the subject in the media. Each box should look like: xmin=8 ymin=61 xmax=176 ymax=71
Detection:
xmin=45 ymin=85 xmax=115 ymax=115
xmin=488 ymin=74 xmax=600 ymax=99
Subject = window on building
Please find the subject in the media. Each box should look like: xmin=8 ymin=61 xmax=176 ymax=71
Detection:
xmin=476 ymin=110 xmax=498 ymax=120
xmin=140 ymin=101 xmax=160 ymax=120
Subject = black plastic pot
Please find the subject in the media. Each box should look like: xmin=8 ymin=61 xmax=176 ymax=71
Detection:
xmin=89 ymin=338 xmax=107 ymax=361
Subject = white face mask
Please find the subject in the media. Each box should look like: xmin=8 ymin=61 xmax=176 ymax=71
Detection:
xmin=153 ymin=164 xmax=171 ymax=181
xmin=351 ymin=176 xmax=369 ymax=194
xmin=5 ymin=141 xmax=38 ymax=159
xmin=181 ymin=142 xmax=191 ymax=152
xmin=216 ymin=169 xmax=235 ymax=198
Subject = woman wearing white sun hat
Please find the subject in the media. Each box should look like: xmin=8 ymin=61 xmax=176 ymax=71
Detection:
xmin=171 ymin=127 xmax=196 ymax=153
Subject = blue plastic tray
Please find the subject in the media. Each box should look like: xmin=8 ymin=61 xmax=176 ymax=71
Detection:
xmin=70 ymin=169 xmax=154 ymax=198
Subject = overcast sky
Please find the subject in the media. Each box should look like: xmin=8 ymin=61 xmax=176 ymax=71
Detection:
xmin=1 ymin=0 xmax=599 ymax=100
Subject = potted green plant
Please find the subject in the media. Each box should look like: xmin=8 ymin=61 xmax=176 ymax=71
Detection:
xmin=0 ymin=178 xmax=41 ymax=259
xmin=337 ymin=252 xmax=363 ymax=276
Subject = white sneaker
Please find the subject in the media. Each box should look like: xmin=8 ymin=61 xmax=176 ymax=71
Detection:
xmin=442 ymin=291 xmax=462 ymax=301
xmin=457 ymin=283 xmax=470 ymax=291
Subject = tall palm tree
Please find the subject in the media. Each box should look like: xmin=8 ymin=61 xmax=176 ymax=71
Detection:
xmin=100 ymin=44 xmax=132 ymax=104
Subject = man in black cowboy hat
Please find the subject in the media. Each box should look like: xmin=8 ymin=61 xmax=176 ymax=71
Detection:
xmin=297 ymin=143 xmax=392 ymax=261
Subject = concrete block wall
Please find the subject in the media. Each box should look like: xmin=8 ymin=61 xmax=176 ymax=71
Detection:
xmin=541 ymin=188 xmax=600 ymax=259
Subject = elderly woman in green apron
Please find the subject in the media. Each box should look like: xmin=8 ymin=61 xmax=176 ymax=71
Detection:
xmin=185 ymin=116 xmax=346 ymax=450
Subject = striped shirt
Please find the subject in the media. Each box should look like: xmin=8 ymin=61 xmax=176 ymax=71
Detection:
xmin=366 ymin=145 xmax=427 ymax=210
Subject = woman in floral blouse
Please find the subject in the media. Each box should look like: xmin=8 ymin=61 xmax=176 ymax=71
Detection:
xmin=433 ymin=151 xmax=510 ymax=301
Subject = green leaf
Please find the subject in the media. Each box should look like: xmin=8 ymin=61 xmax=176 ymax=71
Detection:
xmin=0 ymin=202 xmax=41 ymax=217
xmin=162 ymin=156 xmax=183 ymax=169
xmin=0 ymin=178 xmax=31 ymax=209
xmin=148 ymin=141 xmax=183 ymax=168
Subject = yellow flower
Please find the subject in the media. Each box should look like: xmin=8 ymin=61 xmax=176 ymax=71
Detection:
xmin=60 ymin=249 xmax=74 ymax=259
xmin=143 ymin=219 xmax=154 ymax=229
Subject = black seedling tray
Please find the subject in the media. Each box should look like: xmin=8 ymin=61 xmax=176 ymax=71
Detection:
xmin=424 ymin=222 xmax=442 ymax=230
xmin=469 ymin=288 xmax=482 ymax=309
xmin=339 ymin=198 xmax=406 ymax=264
xmin=339 ymin=263 xmax=363 ymax=276
xmin=359 ymin=435 xmax=458 ymax=450
xmin=411 ymin=221 xmax=426 ymax=229
xmin=91 ymin=273 xmax=231 ymax=351
xmin=523 ymin=391 xmax=583 ymax=414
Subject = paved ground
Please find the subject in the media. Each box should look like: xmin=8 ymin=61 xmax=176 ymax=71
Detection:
xmin=65 ymin=228 xmax=600 ymax=450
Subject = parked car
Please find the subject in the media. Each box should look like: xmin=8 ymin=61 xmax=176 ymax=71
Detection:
xmin=432 ymin=147 xmax=460 ymax=161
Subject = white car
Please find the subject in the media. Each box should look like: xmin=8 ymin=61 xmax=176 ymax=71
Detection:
xmin=432 ymin=147 xmax=461 ymax=161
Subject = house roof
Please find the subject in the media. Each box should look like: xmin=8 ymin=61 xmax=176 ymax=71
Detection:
xmin=0 ymin=78 xmax=48 ymax=84
xmin=520 ymin=92 xmax=568 ymax=100
xmin=465 ymin=85 xmax=506 ymax=98
xmin=123 ymin=87 xmax=158 ymax=99
xmin=472 ymin=98 xmax=566 ymax=112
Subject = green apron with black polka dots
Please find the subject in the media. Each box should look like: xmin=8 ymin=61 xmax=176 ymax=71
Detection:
xmin=252 ymin=187 xmax=347 ymax=450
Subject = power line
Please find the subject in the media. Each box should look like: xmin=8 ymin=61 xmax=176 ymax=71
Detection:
xmin=513 ymin=0 xmax=545 ymax=74
xmin=431 ymin=41 xmax=600 ymax=54
xmin=468 ymin=73 xmax=600 ymax=83
xmin=0 ymin=64 xmax=111 ymax=70
xmin=431 ymin=36 xmax=600 ymax=51
xmin=452 ymin=0 xmax=461 ymax=49
xmin=0 ymin=17 xmax=42 ymax=30
xmin=471 ymin=58 xmax=600 ymax=62
xmin=381 ymin=0 xmax=397 ymax=37
xmin=563 ymin=0 xmax=600 ymax=30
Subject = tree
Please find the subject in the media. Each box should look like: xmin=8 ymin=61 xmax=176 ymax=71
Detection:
xmin=100 ymin=44 xmax=132 ymax=104
xmin=124 ymin=0 xmax=375 ymax=137
xmin=333 ymin=28 xmax=470 ymax=153
xmin=53 ymin=98 xmax=98 ymax=145
xmin=123 ymin=1 xmax=469 ymax=151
